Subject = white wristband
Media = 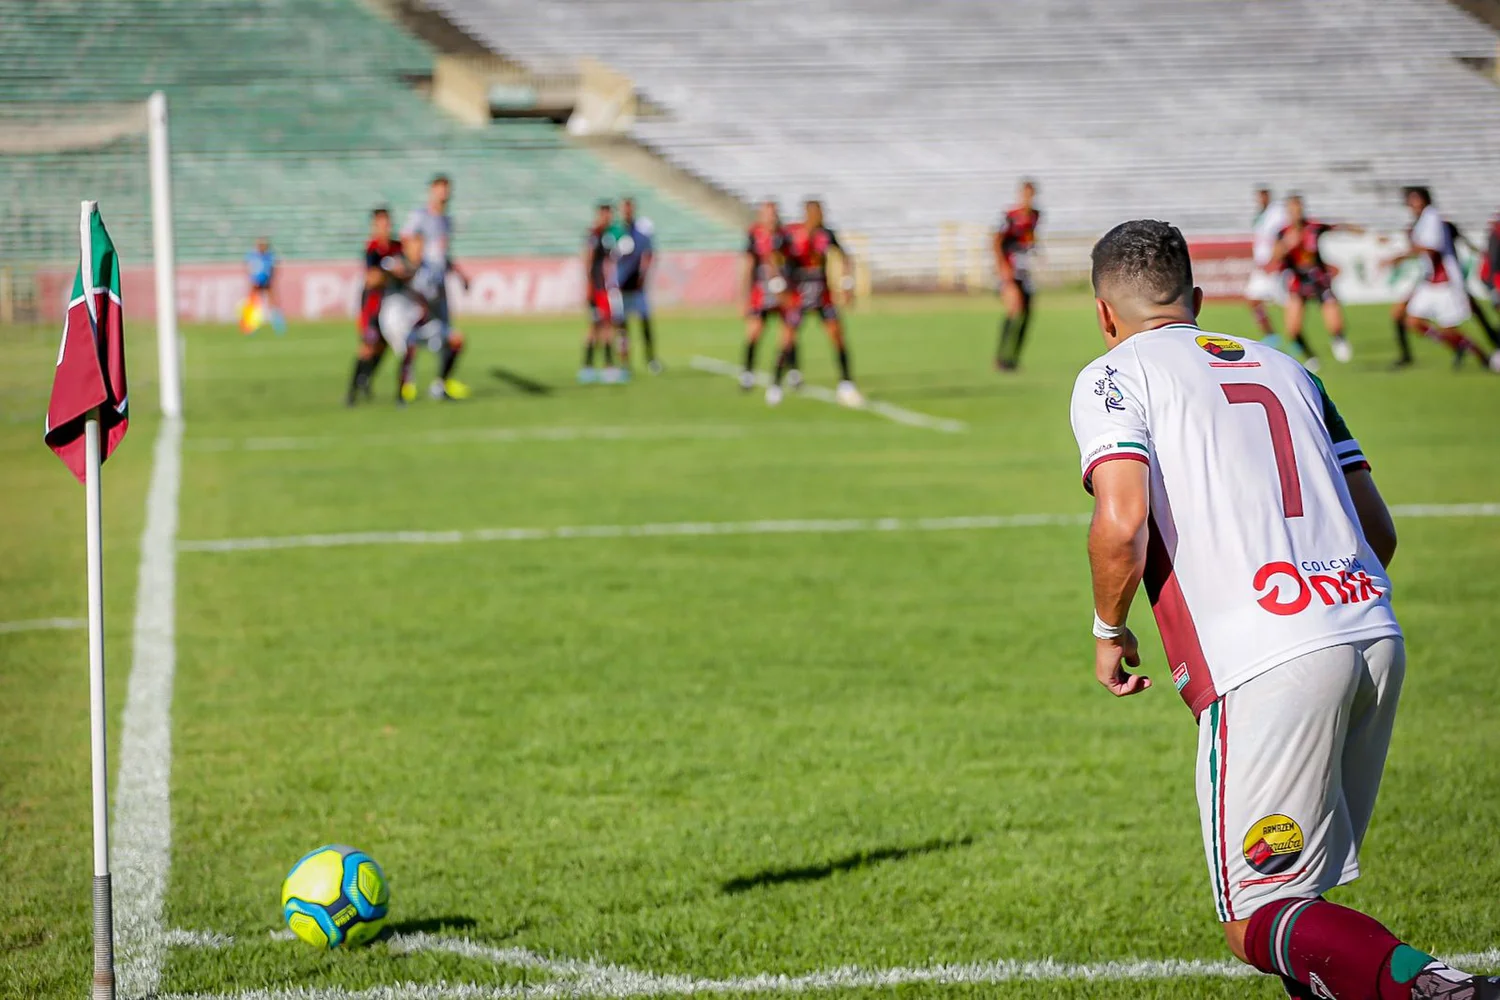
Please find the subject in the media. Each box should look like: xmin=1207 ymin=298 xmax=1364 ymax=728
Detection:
xmin=1092 ymin=612 xmax=1126 ymax=641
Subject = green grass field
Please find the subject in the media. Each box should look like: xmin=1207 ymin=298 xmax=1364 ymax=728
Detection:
xmin=3 ymin=294 xmax=1499 ymax=1000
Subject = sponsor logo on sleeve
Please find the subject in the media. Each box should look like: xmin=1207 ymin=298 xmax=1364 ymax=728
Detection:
xmin=1243 ymin=813 xmax=1304 ymax=874
xmin=1093 ymin=365 xmax=1126 ymax=412
xmin=1252 ymin=557 xmax=1385 ymax=616
xmin=1196 ymin=334 xmax=1261 ymax=368
xmin=1171 ymin=661 xmax=1190 ymax=691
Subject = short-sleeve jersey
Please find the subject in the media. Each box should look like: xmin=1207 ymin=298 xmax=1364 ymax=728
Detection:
xmin=1410 ymin=205 xmax=1462 ymax=285
xmin=1069 ymin=324 xmax=1400 ymax=717
xmin=1481 ymin=214 xmax=1500 ymax=287
xmin=1278 ymin=221 xmax=1332 ymax=277
xmin=783 ymin=222 xmax=842 ymax=284
xmin=1251 ymin=202 xmax=1288 ymax=267
xmin=360 ymin=237 xmax=403 ymax=323
xmin=615 ymin=218 xmax=654 ymax=291
xmin=997 ymin=206 xmax=1041 ymax=266
xmin=746 ymin=223 xmax=787 ymax=286
xmin=402 ymin=207 xmax=454 ymax=275
xmin=586 ymin=225 xmax=617 ymax=291
xmin=246 ymin=249 xmax=275 ymax=287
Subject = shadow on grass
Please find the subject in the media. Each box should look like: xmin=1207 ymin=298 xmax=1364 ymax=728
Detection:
xmin=489 ymin=367 xmax=554 ymax=395
xmin=721 ymin=835 xmax=974 ymax=894
xmin=379 ymin=914 xmax=478 ymax=938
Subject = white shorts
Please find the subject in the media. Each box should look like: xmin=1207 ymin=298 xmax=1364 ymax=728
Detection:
xmin=1406 ymin=281 xmax=1471 ymax=329
xmin=1195 ymin=636 xmax=1404 ymax=923
xmin=378 ymin=296 xmax=449 ymax=353
xmin=1245 ymin=268 xmax=1288 ymax=305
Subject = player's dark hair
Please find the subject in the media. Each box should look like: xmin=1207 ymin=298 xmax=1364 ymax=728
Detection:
xmin=597 ymin=200 xmax=613 ymax=211
xmin=371 ymin=206 xmax=389 ymax=219
xmin=430 ymin=174 xmax=450 ymax=186
xmin=1403 ymin=185 xmax=1432 ymax=206
xmin=1254 ymin=185 xmax=1271 ymax=196
xmin=1020 ymin=178 xmax=1037 ymax=192
xmin=1090 ymin=219 xmax=1194 ymax=306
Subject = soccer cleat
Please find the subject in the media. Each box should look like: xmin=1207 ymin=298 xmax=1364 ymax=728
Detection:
xmin=836 ymin=380 xmax=864 ymax=408
xmin=1410 ymin=969 xmax=1500 ymax=999
xmin=443 ymin=378 xmax=471 ymax=400
xmin=399 ymin=381 xmax=417 ymax=403
xmin=648 ymin=359 xmax=664 ymax=375
xmin=1302 ymin=356 xmax=1321 ymax=373
xmin=786 ymin=368 xmax=804 ymax=391
xmin=1330 ymin=336 xmax=1353 ymax=364
xmin=738 ymin=369 xmax=756 ymax=391
xmin=765 ymin=384 xmax=783 ymax=406
xmin=577 ymin=367 xmax=599 ymax=384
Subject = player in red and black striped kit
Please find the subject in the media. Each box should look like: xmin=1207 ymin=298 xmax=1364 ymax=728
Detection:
xmin=1275 ymin=195 xmax=1360 ymax=370
xmin=768 ymin=199 xmax=862 ymax=407
xmin=993 ymin=180 xmax=1040 ymax=371
xmin=579 ymin=201 xmax=624 ymax=384
xmin=739 ymin=199 xmax=792 ymax=391
xmin=346 ymin=207 xmax=407 ymax=405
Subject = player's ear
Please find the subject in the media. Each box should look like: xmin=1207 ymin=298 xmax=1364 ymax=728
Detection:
xmin=1095 ymin=298 xmax=1118 ymax=342
xmin=1190 ymin=286 xmax=1204 ymax=319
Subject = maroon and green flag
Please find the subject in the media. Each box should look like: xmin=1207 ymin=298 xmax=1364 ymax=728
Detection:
xmin=45 ymin=202 xmax=129 ymax=481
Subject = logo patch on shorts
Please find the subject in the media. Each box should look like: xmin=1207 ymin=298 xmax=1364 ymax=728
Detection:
xmin=1243 ymin=813 xmax=1304 ymax=874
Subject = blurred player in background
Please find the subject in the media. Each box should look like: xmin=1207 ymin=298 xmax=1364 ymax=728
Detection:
xmin=1245 ymin=187 xmax=1287 ymax=337
xmin=1074 ymin=218 xmax=1500 ymax=1000
xmin=1275 ymin=194 xmax=1359 ymax=370
xmin=768 ymin=199 xmax=862 ymax=407
xmin=347 ymin=208 xmax=406 ymax=406
xmin=241 ymin=236 xmax=286 ymax=335
xmin=614 ymin=197 xmax=661 ymax=374
xmin=993 ymin=179 xmax=1041 ymax=371
xmin=379 ymin=231 xmax=466 ymax=403
xmin=740 ymin=199 xmax=790 ymax=391
xmin=1479 ymin=209 xmax=1500 ymax=333
xmin=580 ymin=201 xmax=624 ymax=384
xmin=1385 ymin=187 xmax=1499 ymax=372
xmin=403 ymin=174 xmax=470 ymax=400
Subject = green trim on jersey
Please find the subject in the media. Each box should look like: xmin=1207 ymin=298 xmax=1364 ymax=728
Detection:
xmin=1304 ymin=371 xmax=1355 ymax=445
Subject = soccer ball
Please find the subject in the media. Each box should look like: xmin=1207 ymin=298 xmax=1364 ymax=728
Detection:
xmin=280 ymin=844 xmax=390 ymax=948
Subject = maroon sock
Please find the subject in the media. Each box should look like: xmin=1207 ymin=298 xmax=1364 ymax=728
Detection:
xmin=1245 ymin=898 xmax=1412 ymax=1000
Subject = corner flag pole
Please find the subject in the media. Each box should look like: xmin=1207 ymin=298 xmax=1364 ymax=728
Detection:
xmin=85 ymin=407 xmax=116 ymax=1000
xmin=78 ymin=197 xmax=118 ymax=1000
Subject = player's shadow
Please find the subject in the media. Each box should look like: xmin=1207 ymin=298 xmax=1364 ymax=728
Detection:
xmin=488 ymin=367 xmax=554 ymax=395
xmin=720 ymin=835 xmax=973 ymax=895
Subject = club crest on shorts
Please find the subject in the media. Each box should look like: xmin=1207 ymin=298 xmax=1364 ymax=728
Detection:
xmin=1242 ymin=813 xmax=1304 ymax=874
xmin=1196 ymin=335 xmax=1246 ymax=362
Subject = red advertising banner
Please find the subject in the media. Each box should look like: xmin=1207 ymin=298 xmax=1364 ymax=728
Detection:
xmin=33 ymin=250 xmax=743 ymax=324
xmin=1187 ymin=238 xmax=1255 ymax=301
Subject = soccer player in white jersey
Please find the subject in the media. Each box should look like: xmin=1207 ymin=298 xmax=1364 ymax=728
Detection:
xmin=1071 ymin=219 xmax=1499 ymax=1000
xmin=1386 ymin=186 xmax=1500 ymax=373
xmin=402 ymin=174 xmax=472 ymax=400
xmin=1245 ymin=186 xmax=1288 ymax=338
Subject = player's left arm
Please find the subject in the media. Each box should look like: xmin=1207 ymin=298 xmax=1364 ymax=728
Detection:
xmin=1070 ymin=359 xmax=1153 ymax=697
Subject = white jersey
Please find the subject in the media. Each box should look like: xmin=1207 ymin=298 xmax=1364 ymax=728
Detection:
xmin=1069 ymin=324 xmax=1400 ymax=717
xmin=1251 ymin=202 xmax=1288 ymax=267
xmin=1410 ymin=204 xmax=1463 ymax=286
xmin=402 ymin=206 xmax=454 ymax=276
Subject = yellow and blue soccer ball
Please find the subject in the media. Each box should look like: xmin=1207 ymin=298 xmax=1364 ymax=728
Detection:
xmin=280 ymin=844 xmax=389 ymax=948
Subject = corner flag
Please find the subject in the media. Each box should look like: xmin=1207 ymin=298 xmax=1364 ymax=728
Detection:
xmin=45 ymin=201 xmax=128 ymax=1000
xmin=45 ymin=202 xmax=129 ymax=482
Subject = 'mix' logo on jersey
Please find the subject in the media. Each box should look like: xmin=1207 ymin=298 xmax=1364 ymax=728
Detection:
xmin=1196 ymin=335 xmax=1259 ymax=368
xmin=1252 ymin=559 xmax=1385 ymax=616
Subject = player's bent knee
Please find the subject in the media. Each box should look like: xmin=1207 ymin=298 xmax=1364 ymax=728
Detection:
xmin=449 ymin=331 xmax=465 ymax=351
xmin=1221 ymin=917 xmax=1253 ymax=964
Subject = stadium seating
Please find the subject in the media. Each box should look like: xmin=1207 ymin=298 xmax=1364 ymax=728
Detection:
xmin=0 ymin=0 xmax=737 ymax=269
xmin=425 ymin=0 xmax=1500 ymax=277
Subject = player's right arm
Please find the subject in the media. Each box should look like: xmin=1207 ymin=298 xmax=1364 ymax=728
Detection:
xmin=1070 ymin=355 xmax=1154 ymax=697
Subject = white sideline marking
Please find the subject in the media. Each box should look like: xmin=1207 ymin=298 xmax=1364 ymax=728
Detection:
xmin=114 ymin=417 xmax=183 ymax=999
xmin=156 ymin=930 xmax=1500 ymax=999
xmin=187 ymin=424 xmax=796 ymax=454
xmin=0 ymin=616 xmax=85 ymax=634
xmin=690 ymin=355 xmax=968 ymax=433
xmin=177 ymin=513 xmax=1091 ymax=554
xmin=175 ymin=502 xmax=1500 ymax=555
